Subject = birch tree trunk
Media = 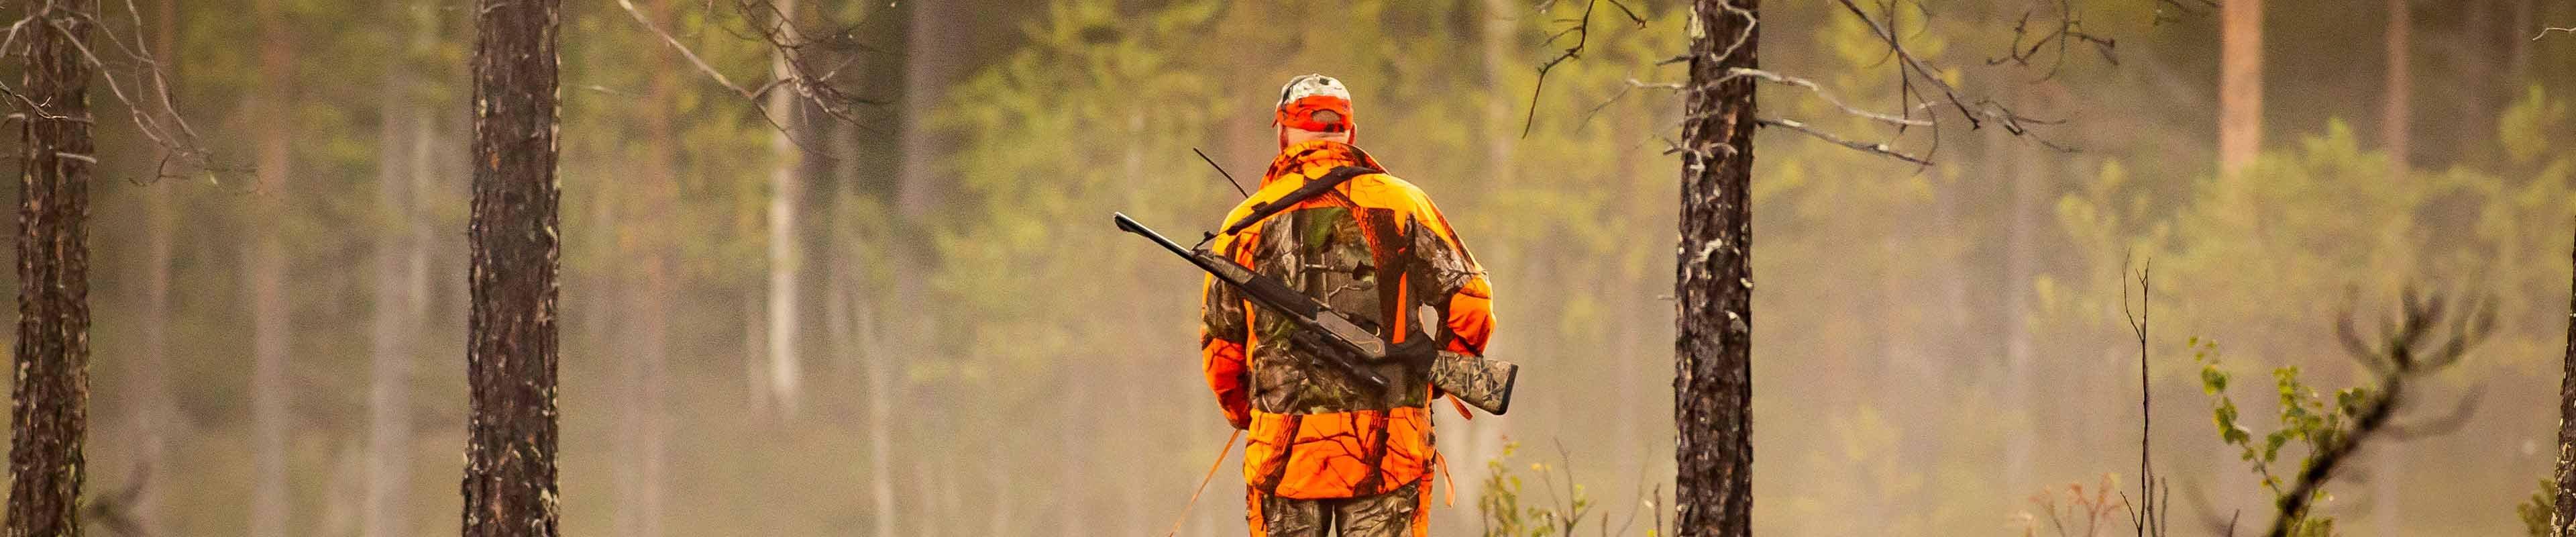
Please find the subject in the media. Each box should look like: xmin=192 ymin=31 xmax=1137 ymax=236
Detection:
xmin=248 ymin=1 xmax=296 ymax=532
xmin=7 ymin=1 xmax=95 ymax=534
xmin=764 ymin=0 xmax=805 ymax=419
xmin=461 ymin=0 xmax=562 ymax=533
xmin=2001 ymin=81 xmax=2041 ymax=497
xmin=1674 ymin=1 xmax=1757 ymax=535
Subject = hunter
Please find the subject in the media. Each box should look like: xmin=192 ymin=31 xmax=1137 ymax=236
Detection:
xmin=1199 ymin=74 xmax=1497 ymax=536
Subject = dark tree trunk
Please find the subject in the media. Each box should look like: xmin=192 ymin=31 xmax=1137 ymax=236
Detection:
xmin=1673 ymin=1 xmax=1756 ymax=536
xmin=2555 ymin=224 xmax=2575 ymax=536
xmin=7 ymin=1 xmax=93 ymax=534
xmin=461 ymin=0 xmax=561 ymax=534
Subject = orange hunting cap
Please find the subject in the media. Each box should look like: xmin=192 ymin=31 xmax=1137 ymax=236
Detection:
xmin=1275 ymin=74 xmax=1356 ymax=140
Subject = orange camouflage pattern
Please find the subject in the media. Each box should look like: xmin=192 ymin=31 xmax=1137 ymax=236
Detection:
xmin=1199 ymin=140 xmax=1495 ymax=525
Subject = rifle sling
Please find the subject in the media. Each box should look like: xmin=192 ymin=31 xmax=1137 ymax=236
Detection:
xmin=1220 ymin=165 xmax=1382 ymax=237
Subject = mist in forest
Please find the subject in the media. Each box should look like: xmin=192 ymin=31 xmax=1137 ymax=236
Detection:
xmin=33 ymin=0 xmax=2576 ymax=535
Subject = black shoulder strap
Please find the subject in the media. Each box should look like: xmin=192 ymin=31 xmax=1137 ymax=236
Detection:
xmin=1220 ymin=164 xmax=1381 ymax=236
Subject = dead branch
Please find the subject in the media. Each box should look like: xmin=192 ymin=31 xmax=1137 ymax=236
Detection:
xmin=0 ymin=3 xmax=223 ymax=184
xmin=1523 ymin=0 xmax=1647 ymax=138
xmin=614 ymin=0 xmax=890 ymax=151
xmin=1988 ymin=0 xmax=2120 ymax=79
xmin=2538 ymin=26 xmax=2576 ymax=40
xmin=2119 ymin=260 xmax=2169 ymax=537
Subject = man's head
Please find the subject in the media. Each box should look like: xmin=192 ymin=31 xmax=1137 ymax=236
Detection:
xmin=1275 ymin=74 xmax=1355 ymax=148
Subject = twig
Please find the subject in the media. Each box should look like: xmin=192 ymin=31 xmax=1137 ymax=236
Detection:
xmin=1523 ymin=0 xmax=1648 ymax=138
xmin=2536 ymin=26 xmax=2575 ymax=40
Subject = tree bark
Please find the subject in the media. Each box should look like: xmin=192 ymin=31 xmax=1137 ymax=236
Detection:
xmin=2554 ymin=222 xmax=2575 ymax=536
xmin=248 ymin=1 xmax=296 ymax=532
xmin=1674 ymin=1 xmax=1757 ymax=536
xmin=7 ymin=1 xmax=95 ymax=534
xmin=2218 ymin=0 xmax=2263 ymax=177
xmin=461 ymin=0 xmax=562 ymax=534
xmin=764 ymin=0 xmax=805 ymax=419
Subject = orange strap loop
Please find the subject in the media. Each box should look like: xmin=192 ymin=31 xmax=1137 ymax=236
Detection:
xmin=1164 ymin=428 xmax=1244 ymax=537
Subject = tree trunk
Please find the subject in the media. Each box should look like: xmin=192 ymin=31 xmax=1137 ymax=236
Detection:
xmin=764 ymin=0 xmax=805 ymax=419
xmin=2373 ymin=5 xmax=2412 ymax=535
xmin=879 ymin=0 xmax=967 ymax=531
xmin=363 ymin=7 xmax=431 ymax=537
xmin=2381 ymin=0 xmax=2410 ymax=179
xmin=460 ymin=0 xmax=562 ymax=534
xmin=1674 ymin=1 xmax=1757 ymax=536
xmin=2554 ymin=222 xmax=2575 ymax=536
xmin=248 ymin=1 xmax=296 ymax=532
xmin=127 ymin=0 xmax=180 ymax=533
xmin=2218 ymin=0 xmax=2263 ymax=177
xmin=615 ymin=4 xmax=676 ymax=534
xmin=7 ymin=1 xmax=95 ymax=534
xmin=2001 ymin=81 xmax=2042 ymax=497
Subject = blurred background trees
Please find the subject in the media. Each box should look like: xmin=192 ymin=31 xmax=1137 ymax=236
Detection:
xmin=4 ymin=0 xmax=2569 ymax=534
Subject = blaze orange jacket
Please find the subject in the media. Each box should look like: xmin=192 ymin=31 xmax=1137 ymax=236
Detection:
xmin=1199 ymin=140 xmax=1496 ymax=499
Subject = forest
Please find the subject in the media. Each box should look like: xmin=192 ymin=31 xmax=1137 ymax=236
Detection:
xmin=0 ymin=0 xmax=2571 ymax=536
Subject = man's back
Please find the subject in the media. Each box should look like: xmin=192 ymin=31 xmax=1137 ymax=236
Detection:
xmin=1199 ymin=140 xmax=1495 ymax=504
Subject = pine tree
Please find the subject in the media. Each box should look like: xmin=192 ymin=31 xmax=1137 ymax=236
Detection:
xmin=2557 ymin=224 xmax=2575 ymax=536
xmin=461 ymin=0 xmax=562 ymax=534
xmin=7 ymin=0 xmax=95 ymax=534
xmin=1673 ymin=1 xmax=1756 ymax=535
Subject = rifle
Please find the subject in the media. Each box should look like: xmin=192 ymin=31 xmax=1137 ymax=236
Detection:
xmin=1114 ymin=212 xmax=1518 ymax=415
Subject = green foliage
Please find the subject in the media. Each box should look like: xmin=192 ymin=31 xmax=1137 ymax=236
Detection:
xmin=2516 ymin=479 xmax=2555 ymax=537
xmin=1476 ymin=440 xmax=1606 ymax=537
xmin=2195 ymin=337 xmax=2355 ymax=537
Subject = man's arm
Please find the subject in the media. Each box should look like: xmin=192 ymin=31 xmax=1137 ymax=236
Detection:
xmin=1405 ymin=197 xmax=1494 ymax=358
xmin=1197 ymin=238 xmax=1254 ymax=430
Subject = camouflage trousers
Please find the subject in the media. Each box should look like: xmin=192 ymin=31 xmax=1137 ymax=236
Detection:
xmin=1247 ymin=479 xmax=1428 ymax=536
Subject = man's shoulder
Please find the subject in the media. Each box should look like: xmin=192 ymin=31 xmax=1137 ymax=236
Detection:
xmin=1344 ymin=172 xmax=1442 ymax=216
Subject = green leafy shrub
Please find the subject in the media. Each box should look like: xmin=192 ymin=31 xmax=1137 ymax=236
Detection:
xmin=2196 ymin=337 xmax=2360 ymax=537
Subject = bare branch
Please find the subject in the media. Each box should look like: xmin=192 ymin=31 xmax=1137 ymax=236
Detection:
xmin=1523 ymin=0 xmax=1648 ymax=138
xmin=2536 ymin=26 xmax=2575 ymax=40
xmin=1755 ymin=117 xmax=1929 ymax=166
xmin=1725 ymin=67 xmax=1930 ymax=127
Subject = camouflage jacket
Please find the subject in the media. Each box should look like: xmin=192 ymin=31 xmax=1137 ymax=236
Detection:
xmin=1199 ymin=140 xmax=1495 ymax=499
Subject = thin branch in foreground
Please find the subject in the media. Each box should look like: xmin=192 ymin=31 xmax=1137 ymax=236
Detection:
xmin=1522 ymin=0 xmax=1647 ymax=138
xmin=1723 ymin=67 xmax=1929 ymax=127
xmin=613 ymin=0 xmax=890 ymax=152
xmin=1754 ymin=117 xmax=1929 ymax=166
xmin=2538 ymin=26 xmax=2576 ymax=40
xmin=0 ymin=5 xmax=225 ymax=184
